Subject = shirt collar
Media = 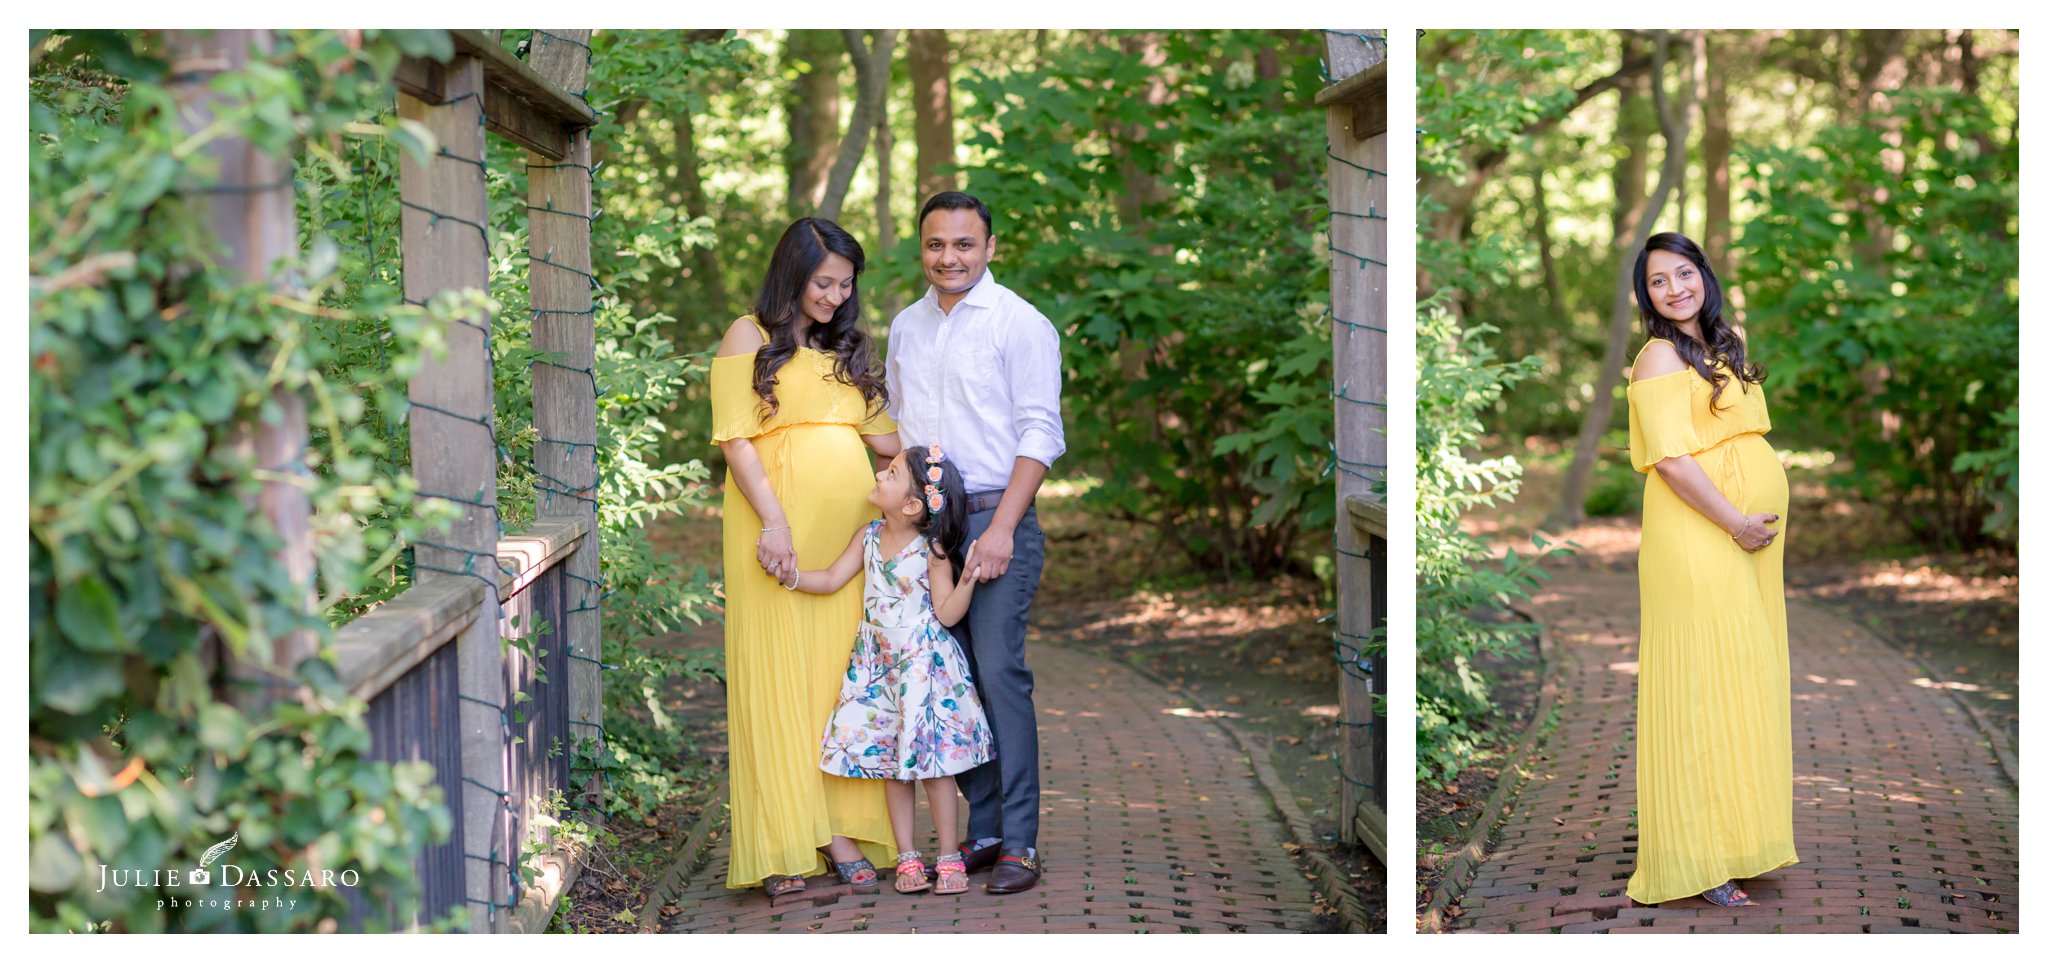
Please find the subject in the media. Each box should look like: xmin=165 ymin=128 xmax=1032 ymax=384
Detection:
xmin=922 ymin=269 xmax=1001 ymax=315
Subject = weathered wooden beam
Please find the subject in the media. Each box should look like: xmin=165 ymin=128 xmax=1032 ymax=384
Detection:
xmin=1317 ymin=60 xmax=1387 ymax=141
xmin=165 ymin=30 xmax=320 ymax=704
xmin=395 ymin=31 xmax=596 ymax=160
xmin=1328 ymin=89 xmax=1387 ymax=849
xmin=334 ymin=578 xmax=486 ymax=701
xmin=1347 ymin=493 xmax=1387 ymax=538
xmin=400 ymin=53 xmax=509 ymax=933
xmin=496 ymin=515 xmax=592 ymax=598
xmin=333 ymin=515 xmax=588 ymax=709
xmin=1353 ymin=801 xmax=1388 ymax=865
xmin=524 ymin=28 xmax=606 ymax=812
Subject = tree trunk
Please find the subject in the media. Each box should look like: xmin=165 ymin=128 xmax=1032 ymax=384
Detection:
xmin=1702 ymin=33 xmax=1733 ymax=275
xmin=1610 ymin=33 xmax=1653 ymax=255
xmin=1529 ymin=169 xmax=1567 ymax=319
xmin=817 ymin=29 xmax=899 ymax=222
xmin=871 ymin=76 xmax=900 ymax=320
xmin=907 ymin=29 xmax=957 ymax=203
xmin=784 ymin=30 xmax=843 ymax=217
xmin=674 ymin=108 xmax=729 ymax=322
xmin=1551 ymin=31 xmax=1703 ymax=531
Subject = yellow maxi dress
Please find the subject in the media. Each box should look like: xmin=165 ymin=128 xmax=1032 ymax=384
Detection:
xmin=1624 ymin=337 xmax=1798 ymax=904
xmin=711 ymin=317 xmax=896 ymax=889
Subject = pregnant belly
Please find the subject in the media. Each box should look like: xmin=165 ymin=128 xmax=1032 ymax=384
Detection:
xmin=1695 ymin=432 xmax=1787 ymax=516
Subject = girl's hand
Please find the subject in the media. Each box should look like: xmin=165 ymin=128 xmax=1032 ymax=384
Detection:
xmin=1730 ymin=512 xmax=1780 ymax=553
xmin=757 ymin=526 xmax=798 ymax=578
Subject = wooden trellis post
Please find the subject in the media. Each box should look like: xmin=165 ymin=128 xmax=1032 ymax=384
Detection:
xmin=398 ymin=52 xmax=512 ymax=932
xmin=164 ymin=29 xmax=319 ymax=705
xmin=1319 ymin=29 xmax=1388 ymax=861
xmin=523 ymin=29 xmax=603 ymax=810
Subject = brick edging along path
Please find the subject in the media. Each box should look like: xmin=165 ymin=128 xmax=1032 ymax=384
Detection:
xmin=659 ymin=642 xmax=1323 ymax=933
xmin=1450 ymin=568 xmax=2020 ymax=934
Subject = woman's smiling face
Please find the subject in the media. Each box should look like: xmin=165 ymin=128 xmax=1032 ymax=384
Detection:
xmin=802 ymin=252 xmax=855 ymax=326
xmin=1644 ymin=248 xmax=1705 ymax=324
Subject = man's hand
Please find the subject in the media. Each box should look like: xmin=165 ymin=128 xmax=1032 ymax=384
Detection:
xmin=967 ymin=524 xmax=1014 ymax=582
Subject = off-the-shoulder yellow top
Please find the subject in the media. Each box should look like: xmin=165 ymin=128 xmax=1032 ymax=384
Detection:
xmin=1625 ymin=337 xmax=1771 ymax=473
xmin=709 ymin=316 xmax=895 ymax=444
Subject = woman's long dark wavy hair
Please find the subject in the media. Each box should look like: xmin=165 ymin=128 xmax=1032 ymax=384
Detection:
xmin=1632 ymin=231 xmax=1765 ymax=412
xmin=750 ymin=218 xmax=888 ymax=419
xmin=903 ymin=446 xmax=969 ymax=577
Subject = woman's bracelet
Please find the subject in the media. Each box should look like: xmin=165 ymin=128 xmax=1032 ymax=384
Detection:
xmin=1730 ymin=518 xmax=1752 ymax=541
xmin=783 ymin=569 xmax=802 ymax=592
xmin=761 ymin=524 xmax=790 ymax=534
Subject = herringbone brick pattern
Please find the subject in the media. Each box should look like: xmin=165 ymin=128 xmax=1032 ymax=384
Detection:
xmin=1451 ymin=568 xmax=2019 ymax=934
xmin=662 ymin=643 xmax=1320 ymax=933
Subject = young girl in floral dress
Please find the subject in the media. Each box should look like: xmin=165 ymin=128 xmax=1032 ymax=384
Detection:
xmin=786 ymin=445 xmax=995 ymax=895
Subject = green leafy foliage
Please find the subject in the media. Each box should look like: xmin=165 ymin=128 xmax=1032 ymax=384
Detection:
xmin=1739 ymin=87 xmax=2018 ymax=548
xmin=29 ymin=30 xmax=459 ymax=932
xmin=1414 ymin=36 xmax=1576 ymax=785
xmin=952 ymin=31 xmax=1334 ymax=576
xmin=1413 ymin=299 xmax=1561 ymax=786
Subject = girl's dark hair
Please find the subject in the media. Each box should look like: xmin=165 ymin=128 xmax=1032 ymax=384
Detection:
xmin=903 ymin=446 xmax=970 ymax=577
xmin=750 ymin=218 xmax=888 ymax=419
xmin=1633 ymin=231 xmax=1765 ymax=412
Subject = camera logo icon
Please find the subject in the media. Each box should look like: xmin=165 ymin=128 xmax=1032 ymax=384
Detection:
xmin=191 ymin=832 xmax=239 ymax=886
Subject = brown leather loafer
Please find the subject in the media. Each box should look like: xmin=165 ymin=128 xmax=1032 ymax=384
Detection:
xmin=958 ymin=840 xmax=1002 ymax=874
xmin=985 ymin=847 xmax=1041 ymax=894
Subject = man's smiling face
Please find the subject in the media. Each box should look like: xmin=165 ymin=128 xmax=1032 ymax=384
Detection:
xmin=920 ymin=207 xmax=996 ymax=309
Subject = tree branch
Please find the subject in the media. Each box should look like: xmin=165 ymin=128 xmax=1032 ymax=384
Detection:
xmin=817 ymin=29 xmax=899 ymax=222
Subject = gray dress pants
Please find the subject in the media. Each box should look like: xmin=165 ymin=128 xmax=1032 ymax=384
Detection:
xmin=952 ymin=505 xmax=1045 ymax=850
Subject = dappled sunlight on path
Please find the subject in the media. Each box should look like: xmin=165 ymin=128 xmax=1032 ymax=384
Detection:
xmin=1449 ymin=569 xmax=2018 ymax=934
xmin=658 ymin=643 xmax=1322 ymax=933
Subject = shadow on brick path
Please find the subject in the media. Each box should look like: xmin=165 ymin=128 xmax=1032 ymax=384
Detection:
xmin=660 ymin=642 xmax=1323 ymax=933
xmin=1451 ymin=568 xmax=2020 ymax=934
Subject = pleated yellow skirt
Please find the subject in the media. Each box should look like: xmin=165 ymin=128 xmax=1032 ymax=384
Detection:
xmin=1628 ymin=432 xmax=1799 ymax=903
xmin=722 ymin=422 xmax=895 ymax=889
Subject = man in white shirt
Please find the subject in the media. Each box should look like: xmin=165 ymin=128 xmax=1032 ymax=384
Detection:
xmin=886 ymin=191 xmax=1065 ymax=894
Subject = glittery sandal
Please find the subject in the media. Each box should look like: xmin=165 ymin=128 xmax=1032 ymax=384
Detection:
xmin=830 ymin=856 xmax=881 ymax=894
xmin=763 ymin=874 xmax=805 ymax=904
xmin=1701 ymin=881 xmax=1757 ymax=907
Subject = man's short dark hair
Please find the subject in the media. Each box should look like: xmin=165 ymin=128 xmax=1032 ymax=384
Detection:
xmin=918 ymin=191 xmax=993 ymax=238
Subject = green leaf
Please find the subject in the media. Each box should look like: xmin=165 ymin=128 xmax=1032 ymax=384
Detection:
xmin=55 ymin=574 xmax=123 ymax=652
xmin=39 ymin=653 xmax=125 ymax=714
xmin=29 ymin=833 xmax=84 ymax=893
xmin=196 ymin=703 xmax=249 ymax=755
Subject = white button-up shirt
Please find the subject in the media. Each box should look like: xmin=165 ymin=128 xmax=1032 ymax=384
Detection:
xmin=886 ymin=270 xmax=1066 ymax=494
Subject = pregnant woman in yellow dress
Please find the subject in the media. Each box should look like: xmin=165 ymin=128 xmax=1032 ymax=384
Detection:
xmin=1624 ymin=232 xmax=1798 ymax=908
xmin=712 ymin=218 xmax=900 ymax=900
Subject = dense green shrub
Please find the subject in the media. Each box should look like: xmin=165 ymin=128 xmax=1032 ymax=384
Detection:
xmin=1739 ymin=88 xmax=2018 ymax=549
xmin=1414 ymin=298 xmax=1560 ymax=786
xmin=948 ymin=31 xmax=1334 ymax=577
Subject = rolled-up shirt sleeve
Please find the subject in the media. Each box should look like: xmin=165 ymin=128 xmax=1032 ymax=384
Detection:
xmin=1007 ymin=309 xmax=1067 ymax=469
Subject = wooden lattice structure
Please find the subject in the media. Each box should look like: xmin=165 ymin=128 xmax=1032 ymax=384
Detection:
xmin=168 ymin=29 xmax=603 ymax=933
xmin=1320 ymin=29 xmax=1388 ymax=862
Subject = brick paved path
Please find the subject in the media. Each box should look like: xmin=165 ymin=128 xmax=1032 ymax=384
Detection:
xmin=661 ymin=642 xmax=1321 ymax=933
xmin=1451 ymin=568 xmax=2020 ymax=934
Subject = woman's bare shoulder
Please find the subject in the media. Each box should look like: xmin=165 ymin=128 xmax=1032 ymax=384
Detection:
xmin=716 ymin=316 xmax=766 ymax=358
xmin=1631 ymin=338 xmax=1686 ymax=382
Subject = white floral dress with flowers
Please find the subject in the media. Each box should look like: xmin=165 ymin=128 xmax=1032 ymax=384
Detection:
xmin=819 ymin=520 xmax=994 ymax=780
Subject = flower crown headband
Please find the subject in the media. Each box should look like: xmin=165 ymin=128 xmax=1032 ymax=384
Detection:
xmin=921 ymin=446 xmax=946 ymax=513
